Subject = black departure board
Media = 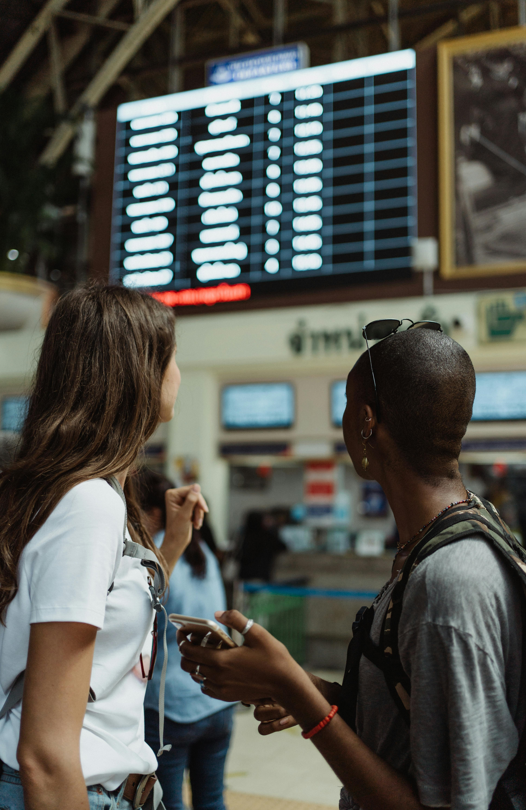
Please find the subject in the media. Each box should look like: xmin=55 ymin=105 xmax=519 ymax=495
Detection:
xmin=111 ymin=50 xmax=416 ymax=306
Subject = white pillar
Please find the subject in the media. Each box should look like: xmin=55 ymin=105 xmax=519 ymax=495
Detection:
xmin=166 ymin=370 xmax=229 ymax=548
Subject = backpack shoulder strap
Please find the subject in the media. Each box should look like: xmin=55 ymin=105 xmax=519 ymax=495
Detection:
xmin=380 ymin=493 xmax=526 ymax=725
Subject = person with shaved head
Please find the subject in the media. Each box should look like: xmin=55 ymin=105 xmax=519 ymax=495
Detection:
xmin=180 ymin=321 xmax=526 ymax=810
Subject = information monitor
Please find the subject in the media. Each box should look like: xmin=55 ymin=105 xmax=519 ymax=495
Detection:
xmin=112 ymin=50 xmax=416 ymax=306
xmin=222 ymin=383 xmax=295 ymax=429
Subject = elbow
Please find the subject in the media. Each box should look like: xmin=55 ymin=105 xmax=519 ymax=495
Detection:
xmin=17 ymin=741 xmax=76 ymax=790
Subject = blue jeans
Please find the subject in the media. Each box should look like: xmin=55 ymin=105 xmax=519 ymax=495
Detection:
xmin=0 ymin=762 xmax=133 ymax=809
xmin=144 ymin=707 xmax=235 ymax=810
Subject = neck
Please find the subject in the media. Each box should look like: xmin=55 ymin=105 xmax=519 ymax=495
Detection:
xmin=115 ymin=469 xmax=128 ymax=488
xmin=377 ymin=462 xmax=468 ymax=548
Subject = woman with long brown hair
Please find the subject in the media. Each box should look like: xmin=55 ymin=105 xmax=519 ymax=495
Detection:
xmin=0 ymin=285 xmax=207 ymax=810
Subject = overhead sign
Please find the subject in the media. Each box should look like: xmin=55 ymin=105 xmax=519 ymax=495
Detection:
xmin=206 ymin=44 xmax=309 ymax=86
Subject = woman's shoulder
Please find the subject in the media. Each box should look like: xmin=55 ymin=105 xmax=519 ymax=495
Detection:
xmin=33 ymin=478 xmax=125 ymax=548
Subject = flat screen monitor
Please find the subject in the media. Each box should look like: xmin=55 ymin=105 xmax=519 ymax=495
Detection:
xmin=222 ymin=383 xmax=294 ymax=429
xmin=112 ymin=50 xmax=417 ymax=305
xmin=472 ymin=371 xmax=526 ymax=421
xmin=1 ymin=396 xmax=28 ymax=432
xmin=331 ymin=380 xmax=346 ymax=426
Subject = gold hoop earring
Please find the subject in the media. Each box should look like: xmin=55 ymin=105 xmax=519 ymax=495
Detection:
xmin=360 ymin=429 xmax=372 ymax=471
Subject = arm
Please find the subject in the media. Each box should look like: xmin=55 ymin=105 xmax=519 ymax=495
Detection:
xmin=159 ymin=484 xmax=209 ymax=575
xmin=179 ymin=610 xmax=438 ymax=810
xmin=18 ymin=622 xmax=97 ymax=810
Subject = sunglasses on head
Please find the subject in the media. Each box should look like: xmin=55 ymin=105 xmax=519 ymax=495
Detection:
xmin=361 ymin=319 xmax=442 ymax=422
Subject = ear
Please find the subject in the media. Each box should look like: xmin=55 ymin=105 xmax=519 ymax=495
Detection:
xmin=361 ymin=403 xmax=376 ymax=435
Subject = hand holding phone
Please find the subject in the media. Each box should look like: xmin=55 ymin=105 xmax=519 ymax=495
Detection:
xmin=169 ymin=614 xmax=238 ymax=650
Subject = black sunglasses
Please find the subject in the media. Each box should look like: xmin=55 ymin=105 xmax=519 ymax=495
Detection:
xmin=361 ymin=319 xmax=442 ymax=422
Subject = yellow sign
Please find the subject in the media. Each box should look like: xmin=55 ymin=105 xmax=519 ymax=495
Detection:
xmin=478 ymin=291 xmax=526 ymax=342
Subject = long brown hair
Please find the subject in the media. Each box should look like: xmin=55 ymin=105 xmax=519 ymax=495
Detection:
xmin=0 ymin=284 xmax=176 ymax=619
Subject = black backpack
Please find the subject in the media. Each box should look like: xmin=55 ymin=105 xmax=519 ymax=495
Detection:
xmin=338 ymin=492 xmax=526 ymax=810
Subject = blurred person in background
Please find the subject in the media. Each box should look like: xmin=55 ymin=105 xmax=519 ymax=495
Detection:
xmin=137 ymin=468 xmax=236 ymax=810
xmin=237 ymin=510 xmax=286 ymax=582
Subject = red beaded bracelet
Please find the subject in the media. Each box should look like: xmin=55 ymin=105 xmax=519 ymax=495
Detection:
xmin=301 ymin=705 xmax=339 ymax=739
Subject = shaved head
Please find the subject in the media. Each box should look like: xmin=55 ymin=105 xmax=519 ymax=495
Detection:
xmin=349 ymin=329 xmax=476 ymax=478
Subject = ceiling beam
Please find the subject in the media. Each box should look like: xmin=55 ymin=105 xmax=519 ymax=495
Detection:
xmin=0 ymin=0 xmax=71 ymax=92
xmin=40 ymin=0 xmax=182 ymax=167
xmin=47 ymin=21 xmax=66 ymax=113
xmin=26 ymin=0 xmax=123 ymax=98
xmin=414 ymin=3 xmax=484 ymax=49
xmin=56 ymin=10 xmax=131 ymax=31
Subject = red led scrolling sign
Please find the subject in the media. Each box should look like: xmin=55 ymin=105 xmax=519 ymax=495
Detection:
xmin=152 ymin=283 xmax=251 ymax=308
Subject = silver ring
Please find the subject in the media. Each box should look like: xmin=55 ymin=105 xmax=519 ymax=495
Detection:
xmin=178 ymin=639 xmax=185 ymax=652
xmin=195 ymin=664 xmax=201 ymax=677
xmin=240 ymin=618 xmax=254 ymax=636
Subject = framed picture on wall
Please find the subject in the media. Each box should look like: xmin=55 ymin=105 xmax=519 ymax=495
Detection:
xmin=439 ymin=26 xmax=526 ymax=278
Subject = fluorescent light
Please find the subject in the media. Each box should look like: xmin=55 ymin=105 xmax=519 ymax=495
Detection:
xmin=196 ymin=262 xmax=241 ymax=282
xmin=123 ymin=268 xmax=174 ymax=287
xmin=293 ymin=195 xmax=323 ymax=213
xmin=198 ymin=188 xmax=243 ymax=207
xmin=293 ymin=158 xmax=323 ymax=175
xmin=199 ymin=224 xmax=240 ymax=243
xmin=294 ymin=121 xmax=323 ymax=138
xmin=293 ymin=234 xmax=322 ymax=250
xmin=117 ymin=51 xmax=416 ymax=121
xmin=292 ymin=253 xmax=322 ymax=271
xmin=202 ymin=152 xmax=240 ymax=170
xmin=294 ymin=139 xmax=323 ymax=156
xmin=266 ymin=164 xmax=281 ymax=179
xmin=269 ymin=92 xmax=281 ymax=105
xmin=199 ymin=170 xmax=243 ymax=189
xmin=126 ymin=198 xmax=176 ymax=217
xmin=208 ymin=117 xmax=238 ymax=135
xmin=268 ymin=127 xmax=281 ymax=142
xmin=293 ymin=176 xmax=323 ymax=193
xmin=201 ymin=206 xmax=239 ymax=225
xmin=266 ymin=220 xmax=280 ymax=235
xmin=267 ymin=146 xmax=281 ymax=160
xmin=123 ymin=251 xmax=174 ymax=270
xmin=264 ymin=201 xmax=282 ymax=216
xmin=294 ymin=102 xmax=323 ymax=119
xmin=191 ymin=242 xmax=248 ymax=263
xmin=265 ymin=258 xmax=279 ymax=273
xmin=128 ymin=163 xmax=175 ymax=182
xmin=266 ymin=182 xmax=280 ymax=198
xmin=124 ymin=233 xmax=174 ymax=252
xmin=295 ymin=85 xmax=323 ymax=100
xmin=130 ymin=111 xmax=178 ymax=130
xmin=132 ymin=180 xmax=169 ymax=199
xmin=268 ymin=110 xmax=281 ymax=124
xmin=205 ymin=99 xmax=241 ymax=117
xmin=265 ymin=238 xmax=280 ymax=255
xmin=129 ymin=128 xmax=178 ymax=148
xmin=194 ymin=134 xmax=250 ymax=155
xmin=130 ymin=216 xmax=169 ymax=233
xmin=292 ymin=214 xmax=322 ymax=232
xmin=127 ymin=145 xmax=178 ymax=164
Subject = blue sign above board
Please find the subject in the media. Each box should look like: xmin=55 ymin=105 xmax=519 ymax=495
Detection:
xmin=206 ymin=44 xmax=310 ymax=86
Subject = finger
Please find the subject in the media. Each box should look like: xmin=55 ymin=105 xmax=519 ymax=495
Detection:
xmin=258 ymin=716 xmax=296 ymax=736
xmin=179 ymin=639 xmax=227 ymax=666
xmin=254 ymin=704 xmax=289 ymax=722
xmin=180 ymin=656 xmax=216 ymax=682
xmin=214 ymin=609 xmax=258 ymax=641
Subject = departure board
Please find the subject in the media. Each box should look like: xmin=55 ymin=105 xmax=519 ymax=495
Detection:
xmin=111 ymin=50 xmax=416 ymax=305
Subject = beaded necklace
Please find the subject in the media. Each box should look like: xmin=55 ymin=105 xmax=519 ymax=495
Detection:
xmin=396 ymin=496 xmax=472 ymax=553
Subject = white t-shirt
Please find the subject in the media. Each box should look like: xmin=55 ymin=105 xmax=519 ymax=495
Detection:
xmin=0 ymin=479 xmax=158 ymax=790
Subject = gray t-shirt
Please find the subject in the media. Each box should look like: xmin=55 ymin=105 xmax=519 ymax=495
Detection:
xmin=341 ymin=537 xmax=525 ymax=810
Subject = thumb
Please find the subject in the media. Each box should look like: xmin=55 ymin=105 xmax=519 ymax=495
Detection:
xmin=179 ymin=484 xmax=201 ymax=521
xmin=214 ymin=609 xmax=254 ymax=637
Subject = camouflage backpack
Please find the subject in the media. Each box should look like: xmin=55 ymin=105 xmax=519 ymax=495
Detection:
xmin=338 ymin=492 xmax=526 ymax=810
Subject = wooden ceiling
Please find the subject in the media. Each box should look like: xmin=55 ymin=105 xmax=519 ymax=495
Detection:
xmin=1 ymin=0 xmax=523 ymax=114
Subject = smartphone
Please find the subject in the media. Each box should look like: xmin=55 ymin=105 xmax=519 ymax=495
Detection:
xmin=169 ymin=614 xmax=238 ymax=649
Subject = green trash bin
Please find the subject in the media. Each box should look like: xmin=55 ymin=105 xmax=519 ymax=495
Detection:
xmin=245 ymin=590 xmax=306 ymax=665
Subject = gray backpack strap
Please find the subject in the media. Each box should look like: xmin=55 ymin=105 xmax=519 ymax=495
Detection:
xmin=0 ymin=671 xmax=25 ymax=720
